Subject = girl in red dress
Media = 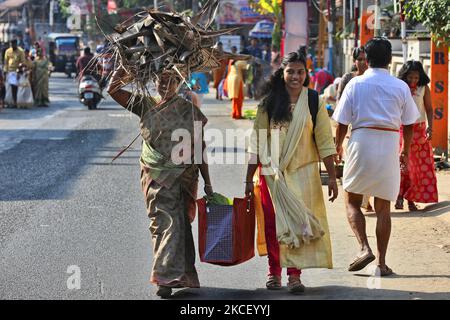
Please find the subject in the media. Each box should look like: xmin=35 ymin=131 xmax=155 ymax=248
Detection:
xmin=396 ymin=60 xmax=438 ymax=211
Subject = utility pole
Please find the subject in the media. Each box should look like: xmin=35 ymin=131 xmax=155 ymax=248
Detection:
xmin=327 ymin=0 xmax=333 ymax=73
xmin=399 ymin=0 xmax=407 ymax=63
xmin=354 ymin=0 xmax=359 ymax=48
xmin=374 ymin=0 xmax=381 ymax=37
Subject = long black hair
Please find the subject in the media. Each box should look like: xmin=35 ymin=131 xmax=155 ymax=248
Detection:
xmin=260 ymin=48 xmax=310 ymax=124
xmin=352 ymin=46 xmax=365 ymax=61
xmin=397 ymin=60 xmax=430 ymax=87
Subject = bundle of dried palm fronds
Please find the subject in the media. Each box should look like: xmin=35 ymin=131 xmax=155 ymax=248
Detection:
xmin=99 ymin=0 xmax=249 ymax=89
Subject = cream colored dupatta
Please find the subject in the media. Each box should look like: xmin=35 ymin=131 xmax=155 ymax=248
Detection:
xmin=260 ymin=88 xmax=325 ymax=249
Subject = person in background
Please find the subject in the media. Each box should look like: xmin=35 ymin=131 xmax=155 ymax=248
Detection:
xmin=17 ymin=34 xmax=25 ymax=49
xmin=246 ymin=38 xmax=262 ymax=59
xmin=4 ymin=39 xmax=27 ymax=108
xmin=30 ymin=42 xmax=41 ymax=60
xmin=240 ymin=36 xmax=249 ymax=54
xmin=312 ymin=68 xmax=334 ymax=94
xmin=38 ymin=36 xmax=47 ymax=57
xmin=261 ymin=43 xmax=271 ymax=64
xmin=76 ymin=47 xmax=95 ymax=79
xmin=226 ymin=58 xmax=248 ymax=119
xmin=395 ymin=60 xmax=438 ymax=211
xmin=335 ymin=46 xmax=373 ymax=212
xmin=336 ymin=47 xmax=368 ymax=101
xmin=96 ymin=43 xmax=114 ymax=90
xmin=16 ymin=63 xmax=33 ymax=109
xmin=31 ymin=48 xmax=50 ymax=107
xmin=212 ymin=42 xmax=228 ymax=100
xmin=333 ymin=38 xmax=420 ymax=276
xmin=24 ymin=30 xmax=32 ymax=51
xmin=321 ymin=77 xmax=341 ymax=111
xmin=190 ymin=72 xmax=209 ymax=106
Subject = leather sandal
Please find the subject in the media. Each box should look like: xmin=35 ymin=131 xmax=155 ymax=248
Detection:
xmin=395 ymin=199 xmax=404 ymax=210
xmin=376 ymin=265 xmax=395 ymax=277
xmin=156 ymin=285 xmax=172 ymax=299
xmin=287 ymin=275 xmax=305 ymax=294
xmin=265 ymin=275 xmax=282 ymax=290
xmin=408 ymin=201 xmax=419 ymax=211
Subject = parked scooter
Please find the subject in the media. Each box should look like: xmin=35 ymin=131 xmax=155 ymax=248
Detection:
xmin=79 ymin=75 xmax=103 ymax=110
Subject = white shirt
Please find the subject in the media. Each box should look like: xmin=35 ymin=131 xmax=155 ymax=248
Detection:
xmin=332 ymin=68 xmax=420 ymax=129
xmin=412 ymin=86 xmax=427 ymax=123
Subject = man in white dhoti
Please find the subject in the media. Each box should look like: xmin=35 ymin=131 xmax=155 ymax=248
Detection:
xmin=332 ymin=38 xmax=420 ymax=276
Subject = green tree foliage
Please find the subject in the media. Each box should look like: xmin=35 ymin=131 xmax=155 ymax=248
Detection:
xmin=404 ymin=0 xmax=450 ymax=46
xmin=248 ymin=0 xmax=283 ymax=50
xmin=57 ymin=0 xmax=71 ymax=17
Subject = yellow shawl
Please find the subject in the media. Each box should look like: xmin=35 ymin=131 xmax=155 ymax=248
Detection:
xmin=258 ymin=88 xmax=325 ymax=248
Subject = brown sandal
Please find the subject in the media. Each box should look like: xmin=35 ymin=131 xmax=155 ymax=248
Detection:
xmin=265 ymin=275 xmax=282 ymax=290
xmin=395 ymin=199 xmax=404 ymax=210
xmin=377 ymin=265 xmax=395 ymax=277
xmin=408 ymin=201 xmax=419 ymax=211
xmin=156 ymin=285 xmax=172 ymax=298
xmin=287 ymin=275 xmax=305 ymax=294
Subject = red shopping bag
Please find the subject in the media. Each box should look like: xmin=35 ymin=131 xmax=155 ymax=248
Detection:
xmin=197 ymin=197 xmax=255 ymax=266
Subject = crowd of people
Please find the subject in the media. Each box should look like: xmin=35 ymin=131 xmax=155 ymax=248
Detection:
xmin=0 ymin=39 xmax=50 ymax=110
xmin=105 ymin=34 xmax=440 ymax=299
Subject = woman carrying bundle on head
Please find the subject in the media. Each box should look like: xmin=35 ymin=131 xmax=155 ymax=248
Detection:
xmin=108 ymin=67 xmax=214 ymax=299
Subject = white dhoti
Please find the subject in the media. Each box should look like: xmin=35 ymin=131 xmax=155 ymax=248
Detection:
xmin=343 ymin=128 xmax=400 ymax=201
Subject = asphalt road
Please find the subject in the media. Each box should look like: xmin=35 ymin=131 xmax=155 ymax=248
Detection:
xmin=1 ymin=74 xmax=449 ymax=300
xmin=0 ymin=74 xmax=271 ymax=300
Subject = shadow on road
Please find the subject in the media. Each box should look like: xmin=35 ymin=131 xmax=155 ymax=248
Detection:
xmin=363 ymin=201 xmax=450 ymax=218
xmin=0 ymin=129 xmax=115 ymax=201
xmin=353 ymin=273 xmax=450 ymax=279
xmin=166 ymin=285 xmax=450 ymax=300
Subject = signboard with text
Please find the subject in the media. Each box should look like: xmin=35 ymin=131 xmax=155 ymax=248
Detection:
xmin=430 ymin=42 xmax=449 ymax=156
xmin=360 ymin=12 xmax=374 ymax=45
xmin=218 ymin=0 xmax=270 ymax=25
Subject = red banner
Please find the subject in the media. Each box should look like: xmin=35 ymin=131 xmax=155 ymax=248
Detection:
xmin=430 ymin=42 xmax=449 ymax=156
xmin=360 ymin=12 xmax=374 ymax=45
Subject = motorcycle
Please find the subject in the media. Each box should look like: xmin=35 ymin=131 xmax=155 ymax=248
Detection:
xmin=79 ymin=75 xmax=103 ymax=110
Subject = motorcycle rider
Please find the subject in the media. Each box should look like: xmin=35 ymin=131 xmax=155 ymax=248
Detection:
xmin=76 ymin=47 xmax=95 ymax=79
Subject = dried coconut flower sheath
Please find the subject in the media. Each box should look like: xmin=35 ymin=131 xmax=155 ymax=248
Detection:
xmin=86 ymin=0 xmax=250 ymax=114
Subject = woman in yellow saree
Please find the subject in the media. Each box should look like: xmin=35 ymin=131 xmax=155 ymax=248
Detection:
xmin=245 ymin=49 xmax=338 ymax=294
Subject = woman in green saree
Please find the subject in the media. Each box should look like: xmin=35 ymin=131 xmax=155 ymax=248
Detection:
xmin=31 ymin=49 xmax=50 ymax=107
xmin=108 ymin=66 xmax=213 ymax=298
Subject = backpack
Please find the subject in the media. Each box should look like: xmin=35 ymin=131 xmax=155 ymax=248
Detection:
xmin=307 ymin=88 xmax=319 ymax=129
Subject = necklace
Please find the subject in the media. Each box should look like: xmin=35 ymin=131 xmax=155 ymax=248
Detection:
xmin=289 ymin=102 xmax=296 ymax=112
